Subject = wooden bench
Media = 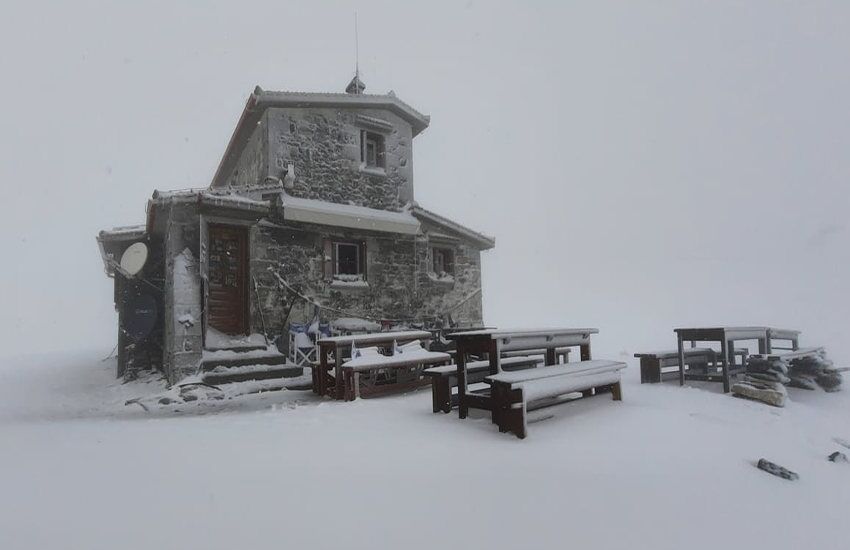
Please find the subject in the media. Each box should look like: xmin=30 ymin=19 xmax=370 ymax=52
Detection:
xmin=502 ymin=347 xmax=571 ymax=363
xmin=635 ymin=348 xmax=748 ymax=384
xmin=341 ymin=350 xmax=451 ymax=401
xmin=423 ymin=355 xmax=543 ymax=414
xmin=487 ymin=360 xmax=626 ymax=439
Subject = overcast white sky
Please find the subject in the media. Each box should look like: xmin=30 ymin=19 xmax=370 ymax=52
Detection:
xmin=1 ymin=1 xmax=848 ymax=361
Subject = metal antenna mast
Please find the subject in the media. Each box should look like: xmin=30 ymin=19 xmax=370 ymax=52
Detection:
xmin=354 ymin=11 xmax=360 ymax=79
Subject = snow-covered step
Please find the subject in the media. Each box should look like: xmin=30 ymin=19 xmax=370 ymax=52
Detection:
xmin=201 ymin=363 xmax=304 ymax=385
xmin=200 ymin=347 xmax=290 ymax=371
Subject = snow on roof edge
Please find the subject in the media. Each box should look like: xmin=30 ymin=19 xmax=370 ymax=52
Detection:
xmin=410 ymin=205 xmax=495 ymax=250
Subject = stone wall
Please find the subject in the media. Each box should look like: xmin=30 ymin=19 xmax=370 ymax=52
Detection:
xmin=228 ymin=119 xmax=267 ymax=187
xmin=160 ymin=202 xmax=203 ymax=385
xmin=264 ymin=107 xmax=414 ymax=211
xmin=249 ymin=217 xmax=484 ymax=352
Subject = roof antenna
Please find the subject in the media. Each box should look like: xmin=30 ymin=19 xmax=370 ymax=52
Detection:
xmin=355 ymin=11 xmax=360 ymax=80
xmin=346 ymin=12 xmax=366 ymax=95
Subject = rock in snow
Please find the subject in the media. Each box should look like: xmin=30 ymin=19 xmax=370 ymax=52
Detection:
xmin=828 ymin=451 xmax=848 ymax=463
xmin=732 ymin=379 xmax=788 ymax=407
xmin=733 ymin=351 xmax=843 ymax=406
xmin=757 ymin=458 xmax=799 ymax=481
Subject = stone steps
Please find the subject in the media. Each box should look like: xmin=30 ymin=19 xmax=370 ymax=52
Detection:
xmin=202 ymin=363 xmax=304 ymax=385
xmin=200 ymin=347 xmax=303 ymax=386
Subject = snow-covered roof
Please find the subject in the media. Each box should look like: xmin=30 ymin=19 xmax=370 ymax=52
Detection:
xmin=410 ymin=204 xmax=495 ymax=250
xmin=280 ymin=194 xmax=421 ymax=235
xmin=150 ymin=189 xmax=270 ymax=214
xmin=211 ymin=86 xmax=430 ymax=189
xmin=97 ymin=225 xmax=147 ymax=242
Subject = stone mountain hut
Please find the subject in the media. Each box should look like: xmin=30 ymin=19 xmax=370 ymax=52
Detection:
xmin=97 ymin=76 xmax=495 ymax=384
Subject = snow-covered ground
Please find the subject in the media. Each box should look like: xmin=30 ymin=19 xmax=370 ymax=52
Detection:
xmin=1 ymin=350 xmax=849 ymax=550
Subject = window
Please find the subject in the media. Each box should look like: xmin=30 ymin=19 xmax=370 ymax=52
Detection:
xmin=335 ymin=242 xmax=361 ymax=275
xmin=323 ymin=240 xmax=367 ymax=285
xmin=360 ymin=130 xmax=385 ymax=169
xmin=432 ymin=247 xmax=455 ymax=277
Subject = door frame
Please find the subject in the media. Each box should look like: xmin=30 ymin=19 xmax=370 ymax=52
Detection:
xmin=203 ymin=219 xmax=252 ymax=340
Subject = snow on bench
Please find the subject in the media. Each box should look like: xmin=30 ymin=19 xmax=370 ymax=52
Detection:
xmin=488 ymin=360 xmax=626 ymax=439
xmin=423 ymin=355 xmax=544 ymax=413
xmin=635 ymin=348 xmax=749 ymax=384
xmin=518 ymin=369 xmax=623 ymax=402
xmin=486 ymin=360 xmax=625 ymax=385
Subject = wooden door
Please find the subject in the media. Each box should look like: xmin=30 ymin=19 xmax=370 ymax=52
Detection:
xmin=207 ymin=225 xmax=249 ymax=335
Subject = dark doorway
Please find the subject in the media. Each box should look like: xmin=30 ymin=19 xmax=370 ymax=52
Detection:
xmin=207 ymin=224 xmax=249 ymax=336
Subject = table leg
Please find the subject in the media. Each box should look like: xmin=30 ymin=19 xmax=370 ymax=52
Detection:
xmin=489 ymin=339 xmax=500 ymax=423
xmin=334 ymin=350 xmax=344 ymax=400
xmin=720 ymin=338 xmax=731 ymax=393
xmin=457 ymin=341 xmax=468 ymax=419
xmin=759 ymin=337 xmax=768 ymax=355
xmin=545 ymin=347 xmax=556 ymax=366
xmin=677 ymin=334 xmax=686 ymax=386
xmin=580 ymin=344 xmax=591 ymax=361
xmin=318 ymin=346 xmax=329 ymax=396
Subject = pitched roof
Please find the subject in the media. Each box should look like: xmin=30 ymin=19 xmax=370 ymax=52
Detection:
xmin=210 ymin=86 xmax=430 ymax=189
xmin=410 ymin=204 xmax=495 ymax=250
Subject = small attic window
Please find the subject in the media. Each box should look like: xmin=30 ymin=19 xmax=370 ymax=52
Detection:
xmin=361 ymin=130 xmax=385 ymax=169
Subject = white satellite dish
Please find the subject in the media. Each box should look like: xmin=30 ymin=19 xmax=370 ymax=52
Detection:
xmin=119 ymin=242 xmax=148 ymax=277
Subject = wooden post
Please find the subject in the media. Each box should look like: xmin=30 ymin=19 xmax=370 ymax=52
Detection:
xmin=720 ymin=336 xmax=731 ymax=393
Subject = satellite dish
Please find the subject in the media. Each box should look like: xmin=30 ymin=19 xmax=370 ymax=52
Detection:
xmin=120 ymin=242 xmax=148 ymax=277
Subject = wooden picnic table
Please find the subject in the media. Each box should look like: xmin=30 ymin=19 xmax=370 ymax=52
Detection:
xmin=314 ymin=330 xmax=432 ymax=399
xmin=445 ymin=328 xmax=599 ymax=419
xmin=768 ymin=328 xmax=800 ymax=352
xmin=674 ymin=326 xmax=771 ymax=393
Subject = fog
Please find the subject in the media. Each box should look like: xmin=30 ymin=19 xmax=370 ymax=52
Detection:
xmin=1 ymin=1 xmax=847 ymax=362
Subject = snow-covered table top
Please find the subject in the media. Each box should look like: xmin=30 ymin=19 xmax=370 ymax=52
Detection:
xmin=318 ymin=330 xmax=432 ymax=346
xmin=342 ymin=350 xmax=451 ymax=371
xmin=674 ymin=327 xmax=770 ymax=340
xmin=448 ymin=328 xmax=599 ymax=338
xmin=447 ymin=328 xmax=599 ymax=353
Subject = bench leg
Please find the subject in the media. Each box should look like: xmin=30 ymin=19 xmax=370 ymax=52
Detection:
xmin=431 ymin=378 xmax=452 ymax=414
xmin=611 ymin=382 xmax=623 ymax=401
xmin=497 ymin=404 xmax=526 ymax=438
xmin=640 ymin=358 xmax=662 ymax=384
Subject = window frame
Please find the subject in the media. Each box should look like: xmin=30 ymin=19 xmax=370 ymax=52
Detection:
xmin=334 ymin=241 xmax=361 ymax=276
xmin=431 ymin=246 xmax=455 ymax=278
xmin=360 ymin=130 xmax=386 ymax=169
